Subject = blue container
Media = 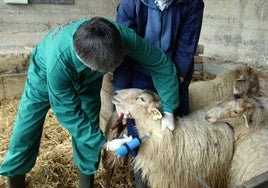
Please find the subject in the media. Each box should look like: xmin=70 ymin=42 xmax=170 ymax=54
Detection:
xmin=116 ymin=137 xmax=141 ymax=158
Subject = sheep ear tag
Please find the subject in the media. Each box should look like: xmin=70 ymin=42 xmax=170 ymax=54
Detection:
xmin=151 ymin=108 xmax=162 ymax=120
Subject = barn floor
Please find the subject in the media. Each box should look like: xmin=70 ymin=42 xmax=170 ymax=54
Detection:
xmin=0 ymin=99 xmax=135 ymax=188
xmin=1 ymin=64 xmax=267 ymax=187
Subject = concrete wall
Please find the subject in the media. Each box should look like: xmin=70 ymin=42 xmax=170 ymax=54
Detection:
xmin=0 ymin=0 xmax=267 ymax=68
xmin=199 ymin=0 xmax=268 ymax=68
xmin=0 ymin=0 xmax=119 ymax=53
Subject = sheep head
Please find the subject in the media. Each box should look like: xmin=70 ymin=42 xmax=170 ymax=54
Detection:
xmin=112 ymin=88 xmax=162 ymax=121
xmin=233 ymin=66 xmax=259 ymax=98
xmin=205 ymin=98 xmax=254 ymax=128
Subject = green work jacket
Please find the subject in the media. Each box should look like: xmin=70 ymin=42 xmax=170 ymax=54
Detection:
xmin=28 ymin=18 xmax=179 ymax=172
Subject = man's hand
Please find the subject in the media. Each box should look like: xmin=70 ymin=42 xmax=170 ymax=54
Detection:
xmin=106 ymin=135 xmax=133 ymax=151
xmin=161 ymin=112 xmax=175 ymax=131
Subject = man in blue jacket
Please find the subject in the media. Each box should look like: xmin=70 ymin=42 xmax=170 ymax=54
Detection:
xmin=0 ymin=17 xmax=179 ymax=188
xmin=113 ymin=0 xmax=204 ymax=187
xmin=113 ymin=0 xmax=204 ymax=117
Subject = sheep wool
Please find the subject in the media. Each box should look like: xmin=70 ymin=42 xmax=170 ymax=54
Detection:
xmin=205 ymin=97 xmax=268 ymax=187
xmin=112 ymin=88 xmax=234 ymax=188
xmin=189 ymin=65 xmax=259 ymax=112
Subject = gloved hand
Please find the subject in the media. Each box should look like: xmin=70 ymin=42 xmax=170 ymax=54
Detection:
xmin=161 ymin=112 xmax=175 ymax=131
xmin=106 ymin=135 xmax=133 ymax=151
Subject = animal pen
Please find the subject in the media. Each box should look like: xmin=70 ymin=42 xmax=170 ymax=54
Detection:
xmin=1 ymin=43 xmax=267 ymax=188
xmin=0 ymin=0 xmax=267 ymax=186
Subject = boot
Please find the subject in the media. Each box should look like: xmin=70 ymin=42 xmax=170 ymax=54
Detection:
xmin=134 ymin=169 xmax=148 ymax=188
xmin=7 ymin=174 xmax=26 ymax=188
xmin=78 ymin=171 xmax=94 ymax=188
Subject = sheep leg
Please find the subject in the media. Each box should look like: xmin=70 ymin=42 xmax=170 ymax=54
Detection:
xmin=123 ymin=155 xmax=135 ymax=183
xmin=105 ymin=167 xmax=114 ymax=188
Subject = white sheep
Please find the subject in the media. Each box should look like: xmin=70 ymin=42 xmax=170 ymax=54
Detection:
xmin=112 ymin=88 xmax=234 ymax=188
xmin=102 ymin=65 xmax=265 ymax=187
xmin=189 ymin=65 xmax=259 ymax=112
xmin=205 ymin=97 xmax=268 ymax=187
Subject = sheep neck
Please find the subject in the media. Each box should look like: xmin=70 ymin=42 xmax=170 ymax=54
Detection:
xmin=131 ymin=115 xmax=161 ymax=135
xmin=248 ymin=97 xmax=268 ymax=126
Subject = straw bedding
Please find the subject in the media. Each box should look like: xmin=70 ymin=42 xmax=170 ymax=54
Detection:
xmin=0 ymin=98 xmax=135 ymax=188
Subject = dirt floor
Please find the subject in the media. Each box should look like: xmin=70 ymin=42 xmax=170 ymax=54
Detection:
xmin=0 ymin=99 xmax=135 ymax=188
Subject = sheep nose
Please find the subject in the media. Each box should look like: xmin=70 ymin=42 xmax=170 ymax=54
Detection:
xmin=204 ymin=114 xmax=210 ymax=121
xmin=233 ymin=94 xmax=241 ymax=100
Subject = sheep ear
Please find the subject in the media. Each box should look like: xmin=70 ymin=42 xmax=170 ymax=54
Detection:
xmin=242 ymin=113 xmax=250 ymax=128
xmin=150 ymin=108 xmax=162 ymax=120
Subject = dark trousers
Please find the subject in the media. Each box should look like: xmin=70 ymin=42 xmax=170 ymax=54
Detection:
xmin=134 ymin=169 xmax=148 ymax=188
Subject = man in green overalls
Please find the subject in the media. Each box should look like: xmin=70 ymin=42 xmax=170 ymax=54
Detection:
xmin=0 ymin=17 xmax=179 ymax=188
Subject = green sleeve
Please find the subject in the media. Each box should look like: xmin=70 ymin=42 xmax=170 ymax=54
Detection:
xmin=47 ymin=58 xmax=106 ymax=149
xmin=116 ymin=23 xmax=180 ymax=113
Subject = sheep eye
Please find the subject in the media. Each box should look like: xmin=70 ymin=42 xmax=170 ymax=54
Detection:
xmin=140 ymin=97 xmax=146 ymax=102
xmin=137 ymin=97 xmax=146 ymax=102
xmin=233 ymin=110 xmax=239 ymax=114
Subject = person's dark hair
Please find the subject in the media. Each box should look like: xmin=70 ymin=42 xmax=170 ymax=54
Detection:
xmin=73 ymin=17 xmax=124 ymax=72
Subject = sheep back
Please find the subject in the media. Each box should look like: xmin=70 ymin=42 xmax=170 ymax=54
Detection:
xmin=189 ymin=65 xmax=259 ymax=112
xmin=135 ymin=108 xmax=234 ymax=188
xmin=228 ymin=124 xmax=268 ymax=187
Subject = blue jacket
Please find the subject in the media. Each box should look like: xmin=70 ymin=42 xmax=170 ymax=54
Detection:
xmin=114 ymin=0 xmax=204 ymax=90
xmin=113 ymin=0 xmax=204 ymax=116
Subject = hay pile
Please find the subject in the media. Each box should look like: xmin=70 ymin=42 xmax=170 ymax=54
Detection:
xmin=0 ymin=99 xmax=135 ymax=188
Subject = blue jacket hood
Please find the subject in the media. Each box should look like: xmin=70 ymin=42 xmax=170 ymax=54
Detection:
xmin=141 ymin=0 xmax=186 ymax=9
